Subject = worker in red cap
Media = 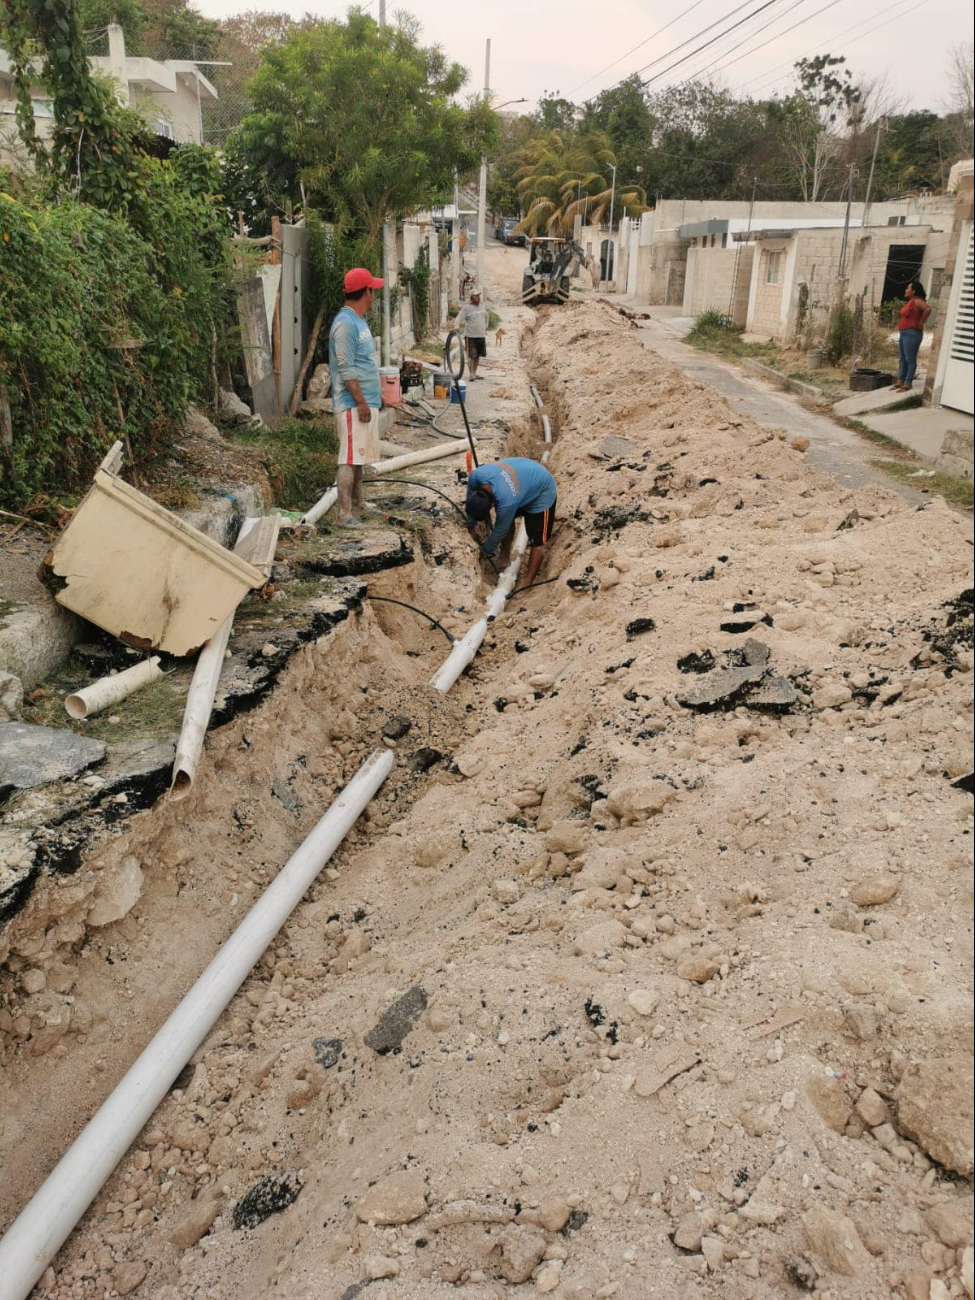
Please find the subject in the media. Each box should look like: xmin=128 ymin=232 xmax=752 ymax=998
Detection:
xmin=328 ymin=266 xmax=385 ymax=526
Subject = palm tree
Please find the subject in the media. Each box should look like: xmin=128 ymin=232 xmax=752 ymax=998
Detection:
xmin=514 ymin=129 xmax=647 ymax=237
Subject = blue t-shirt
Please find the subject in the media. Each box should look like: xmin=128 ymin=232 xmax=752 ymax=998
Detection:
xmin=329 ymin=305 xmax=381 ymax=411
xmin=467 ymin=458 xmax=557 ymax=556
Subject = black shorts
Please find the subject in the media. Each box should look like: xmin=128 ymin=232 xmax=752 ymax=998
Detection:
xmin=523 ymin=497 xmax=556 ymax=548
xmin=466 ymin=336 xmax=487 ymax=358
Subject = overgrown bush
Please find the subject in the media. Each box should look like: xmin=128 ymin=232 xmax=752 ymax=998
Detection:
xmin=228 ymin=417 xmax=337 ymax=510
xmin=0 ymin=153 xmax=232 ymax=509
xmin=876 ymin=299 xmax=902 ymax=329
xmin=688 ymin=309 xmax=739 ymax=336
xmin=824 ymin=302 xmax=855 ymax=365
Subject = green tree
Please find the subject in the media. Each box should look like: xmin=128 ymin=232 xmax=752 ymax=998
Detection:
xmin=783 ymin=54 xmax=861 ymax=200
xmin=581 ymin=75 xmax=652 ymax=189
xmin=231 ymin=11 xmax=497 ymax=250
xmin=534 ymin=92 xmax=578 ymax=132
xmin=873 ymin=111 xmax=952 ymax=194
xmin=514 ymin=129 xmax=646 ymax=237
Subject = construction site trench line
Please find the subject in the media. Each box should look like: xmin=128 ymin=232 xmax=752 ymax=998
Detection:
xmin=0 ymin=378 xmax=554 ymax=1300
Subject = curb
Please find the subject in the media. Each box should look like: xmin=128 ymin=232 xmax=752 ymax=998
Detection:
xmin=741 ymin=358 xmax=825 ymax=403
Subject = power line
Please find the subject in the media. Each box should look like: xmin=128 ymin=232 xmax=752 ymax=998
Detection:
xmin=629 ymin=0 xmax=775 ymax=82
xmin=568 ymin=0 xmax=713 ymax=97
xmin=670 ymin=0 xmax=811 ymax=85
xmin=683 ymin=0 xmax=841 ymax=85
xmin=641 ymin=0 xmax=783 ymax=87
xmin=740 ymin=0 xmax=928 ymax=93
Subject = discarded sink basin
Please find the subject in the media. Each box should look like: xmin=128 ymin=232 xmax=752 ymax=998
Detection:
xmin=46 ymin=443 xmax=268 ymax=656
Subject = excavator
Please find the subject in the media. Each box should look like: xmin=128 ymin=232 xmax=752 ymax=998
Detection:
xmin=520 ymin=236 xmax=592 ymax=307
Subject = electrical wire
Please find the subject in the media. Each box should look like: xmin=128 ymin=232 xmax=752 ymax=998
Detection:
xmin=509 ymin=575 xmax=563 ymax=597
xmin=740 ymin=0 xmax=929 ymax=93
xmin=365 ymin=477 xmax=468 ymax=521
xmin=641 ymin=0 xmax=783 ymax=87
xmin=676 ymin=0 xmax=826 ymax=85
xmin=628 ymin=0 xmax=773 ymax=82
xmin=360 ymin=595 xmax=456 ymax=644
xmin=567 ymin=0 xmax=713 ymax=96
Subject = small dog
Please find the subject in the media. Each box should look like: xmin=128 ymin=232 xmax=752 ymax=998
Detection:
xmin=495 ymin=327 xmax=505 ymax=348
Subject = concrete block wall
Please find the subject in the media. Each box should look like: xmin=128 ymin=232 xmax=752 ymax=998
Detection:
xmin=749 ymin=246 xmax=788 ymax=335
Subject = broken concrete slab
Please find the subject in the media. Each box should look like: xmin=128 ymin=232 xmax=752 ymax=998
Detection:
xmin=0 ymin=722 xmax=106 ymax=797
xmin=303 ymin=529 xmax=413 ymax=579
xmin=747 ymin=675 xmax=799 ymax=712
xmin=364 ymin=985 xmax=428 ymax=1055
xmin=592 ymin=434 xmax=640 ymax=461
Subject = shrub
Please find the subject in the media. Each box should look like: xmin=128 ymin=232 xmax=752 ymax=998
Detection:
xmin=0 ymin=153 xmax=232 ymax=509
xmin=824 ymin=302 xmax=855 ymax=365
xmin=688 ymin=309 xmax=738 ymax=336
xmin=229 ymin=417 xmax=337 ymax=511
xmin=876 ymin=299 xmax=902 ymax=330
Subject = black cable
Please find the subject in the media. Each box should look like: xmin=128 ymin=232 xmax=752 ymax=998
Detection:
xmin=509 ymin=575 xmax=563 ymax=597
xmin=361 ymin=595 xmax=456 ymax=644
xmin=642 ymin=0 xmax=781 ymax=87
xmin=365 ymin=477 xmax=468 ymax=521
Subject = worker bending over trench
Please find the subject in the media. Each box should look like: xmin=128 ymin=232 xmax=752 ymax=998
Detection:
xmin=465 ymin=457 xmax=557 ymax=590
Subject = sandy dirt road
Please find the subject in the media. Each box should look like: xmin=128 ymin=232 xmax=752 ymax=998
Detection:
xmin=1 ymin=244 xmax=972 ymax=1300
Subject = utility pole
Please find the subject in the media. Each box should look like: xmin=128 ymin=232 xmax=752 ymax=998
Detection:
xmin=379 ymin=0 xmax=391 ymax=364
xmin=452 ymin=172 xmax=461 ymax=310
xmin=729 ymin=176 xmax=756 ymax=318
xmin=862 ymin=118 xmax=886 ymax=229
xmin=604 ymin=163 xmax=617 ymax=289
xmin=475 ymin=38 xmax=491 ymax=288
xmin=838 ymin=163 xmax=856 ymax=281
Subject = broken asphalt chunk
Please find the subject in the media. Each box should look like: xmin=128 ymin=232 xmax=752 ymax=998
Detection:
xmin=312 ymin=1036 xmax=343 ymax=1069
xmin=232 ymin=1170 xmax=303 ymax=1230
xmin=0 ymin=722 xmax=106 ymax=799
xmin=677 ymin=665 xmax=767 ymax=712
xmin=625 ymin=617 xmax=656 ymax=639
xmin=364 ymin=985 xmax=428 ymax=1055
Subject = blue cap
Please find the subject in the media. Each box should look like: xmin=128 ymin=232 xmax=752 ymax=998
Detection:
xmin=465 ymin=488 xmax=492 ymax=521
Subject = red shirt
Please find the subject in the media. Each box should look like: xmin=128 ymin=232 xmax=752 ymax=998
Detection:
xmin=899 ymin=298 xmax=926 ymax=330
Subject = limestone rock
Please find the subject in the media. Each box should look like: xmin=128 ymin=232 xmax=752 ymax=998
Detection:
xmin=812 ymin=683 xmax=852 ymax=710
xmin=355 ymin=1170 xmax=427 ymax=1225
xmin=673 ymin=1212 xmax=704 ymax=1251
xmin=790 ymin=435 xmax=810 ymax=452
xmin=852 ymin=875 xmax=899 ymax=906
xmin=805 ymin=1073 xmax=852 ymax=1134
xmin=574 ymin=846 xmax=632 ymax=891
xmin=544 ymin=821 xmax=588 ymax=855
xmin=962 ymin=1245 xmax=973 ymax=1298
xmin=677 ymin=955 xmax=720 ymax=984
xmin=924 ymin=1197 xmax=973 ymax=1249
xmin=113 ymin=1260 xmax=148 ymax=1295
xmin=604 ymin=777 xmax=676 ymax=821
xmin=497 ymin=1224 xmax=546 ymax=1284
xmin=896 ymin=1055 xmax=974 ymax=1174
xmin=627 ymin=988 xmax=659 ymax=1017
xmin=87 ymin=855 xmax=144 ymax=927
xmin=855 ymin=1087 xmax=888 ymax=1127
xmin=363 ymin=1255 xmax=400 ymax=1280
xmin=535 ymin=1196 xmax=572 ymax=1232
xmin=168 ymin=1197 xmax=221 ymax=1248
xmin=738 ymin=1199 xmax=785 ymax=1226
xmin=802 ymin=1206 xmax=868 ymax=1276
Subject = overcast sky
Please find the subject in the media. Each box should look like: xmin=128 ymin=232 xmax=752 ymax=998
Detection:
xmin=195 ymin=0 xmax=973 ymax=116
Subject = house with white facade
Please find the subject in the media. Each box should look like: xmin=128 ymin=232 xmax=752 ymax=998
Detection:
xmin=1 ymin=23 xmax=217 ymax=162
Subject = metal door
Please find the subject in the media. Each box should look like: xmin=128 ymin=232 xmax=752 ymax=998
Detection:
xmin=941 ymin=220 xmax=974 ymax=415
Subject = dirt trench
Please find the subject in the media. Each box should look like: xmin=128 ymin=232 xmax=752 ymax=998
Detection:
xmin=3 ymin=288 xmax=973 ymax=1300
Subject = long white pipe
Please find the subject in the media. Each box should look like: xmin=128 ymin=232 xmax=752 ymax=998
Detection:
xmin=0 ymin=749 xmax=394 ymax=1300
xmin=170 ymin=615 xmax=234 ymax=800
xmin=64 ymin=657 xmax=162 ymax=720
xmin=300 ymin=440 xmax=470 ymax=526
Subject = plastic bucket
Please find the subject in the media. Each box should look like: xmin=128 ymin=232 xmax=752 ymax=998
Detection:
xmin=433 ymin=369 xmax=451 ymax=400
xmin=450 ymin=380 xmax=467 ymax=405
xmin=380 ymin=366 xmax=402 ymax=406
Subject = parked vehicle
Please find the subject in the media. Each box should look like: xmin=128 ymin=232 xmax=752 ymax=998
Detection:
xmin=496 ymin=218 xmax=526 ymax=247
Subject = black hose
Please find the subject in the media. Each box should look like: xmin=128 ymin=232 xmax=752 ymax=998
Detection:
xmin=443 ymin=329 xmax=478 ymax=468
xmin=361 ymin=595 xmax=456 ymax=644
xmin=509 ymin=574 xmax=563 ymax=596
xmin=364 ymin=477 xmax=467 ymax=521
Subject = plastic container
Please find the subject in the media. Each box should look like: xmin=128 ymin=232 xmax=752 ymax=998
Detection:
xmin=380 ymin=366 xmax=402 ymax=406
xmin=806 ymin=347 xmax=823 ymax=370
xmin=433 ymin=370 xmax=451 ymax=400
xmin=450 ymin=380 xmax=467 ymax=405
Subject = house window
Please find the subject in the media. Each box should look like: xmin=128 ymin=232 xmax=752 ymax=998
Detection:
xmin=765 ymin=250 xmax=782 ymax=285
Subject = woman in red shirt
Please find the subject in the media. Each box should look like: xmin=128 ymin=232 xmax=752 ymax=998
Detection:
xmin=893 ymin=280 xmax=932 ymax=391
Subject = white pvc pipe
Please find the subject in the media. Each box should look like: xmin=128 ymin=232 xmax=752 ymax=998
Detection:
xmin=0 ymin=748 xmax=394 ymax=1300
xmin=170 ymin=615 xmax=234 ymax=800
xmin=529 ymin=384 xmax=543 ymax=409
xmin=300 ymin=485 xmax=337 ymax=527
xmin=541 ymin=414 xmax=552 ymax=443
xmin=299 ymin=440 xmax=470 ymax=526
xmin=64 ymin=657 xmax=162 ymax=720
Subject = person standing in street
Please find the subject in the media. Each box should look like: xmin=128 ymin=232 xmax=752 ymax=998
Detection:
xmin=893 ymin=279 xmax=932 ymax=391
xmin=328 ymin=267 xmax=385 ymax=526
xmin=453 ymin=288 xmax=489 ymax=380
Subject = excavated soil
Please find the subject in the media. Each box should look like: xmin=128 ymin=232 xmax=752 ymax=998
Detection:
xmin=1 ymin=280 xmax=973 ymax=1300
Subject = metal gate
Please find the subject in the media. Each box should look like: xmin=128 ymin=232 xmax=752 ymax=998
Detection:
xmin=941 ymin=220 xmax=974 ymax=415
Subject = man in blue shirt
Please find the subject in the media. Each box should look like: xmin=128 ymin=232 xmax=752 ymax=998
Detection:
xmin=328 ymin=266 xmax=385 ymax=527
xmin=465 ymin=457 xmax=557 ymax=590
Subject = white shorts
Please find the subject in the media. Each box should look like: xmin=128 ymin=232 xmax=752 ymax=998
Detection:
xmin=335 ymin=405 xmax=380 ymax=466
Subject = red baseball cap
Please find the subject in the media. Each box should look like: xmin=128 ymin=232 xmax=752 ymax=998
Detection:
xmin=344 ymin=267 xmax=384 ymax=292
